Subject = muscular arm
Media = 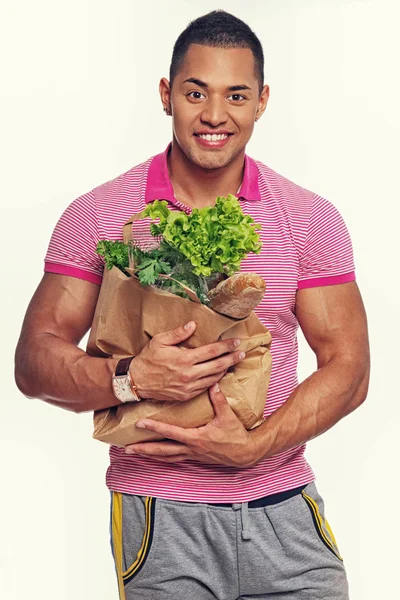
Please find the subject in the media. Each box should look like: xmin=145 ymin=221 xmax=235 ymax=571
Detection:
xmin=252 ymin=281 xmax=370 ymax=459
xmin=14 ymin=274 xmax=243 ymax=414
xmin=122 ymin=281 xmax=370 ymax=467
xmin=14 ymin=274 xmax=121 ymax=413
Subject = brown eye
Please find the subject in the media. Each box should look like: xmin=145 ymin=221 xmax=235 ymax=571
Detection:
xmin=188 ymin=91 xmax=205 ymax=100
xmin=228 ymin=94 xmax=246 ymax=102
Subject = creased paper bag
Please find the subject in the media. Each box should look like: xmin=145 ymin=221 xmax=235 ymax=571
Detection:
xmin=86 ymin=266 xmax=272 ymax=446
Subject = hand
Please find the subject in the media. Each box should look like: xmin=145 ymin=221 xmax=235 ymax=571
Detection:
xmin=130 ymin=321 xmax=245 ymax=403
xmin=125 ymin=384 xmax=263 ymax=468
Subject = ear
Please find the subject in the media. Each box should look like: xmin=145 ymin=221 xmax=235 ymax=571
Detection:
xmin=255 ymin=84 xmax=270 ymax=122
xmin=159 ymin=77 xmax=172 ymax=112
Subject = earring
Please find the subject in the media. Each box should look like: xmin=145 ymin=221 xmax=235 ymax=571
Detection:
xmin=255 ymin=116 xmax=259 ymax=122
xmin=163 ymin=107 xmax=171 ymax=116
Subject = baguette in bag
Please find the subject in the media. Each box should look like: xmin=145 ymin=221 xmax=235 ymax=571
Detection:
xmin=208 ymin=272 xmax=266 ymax=318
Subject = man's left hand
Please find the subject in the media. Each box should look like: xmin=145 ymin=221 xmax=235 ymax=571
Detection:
xmin=124 ymin=384 xmax=263 ymax=468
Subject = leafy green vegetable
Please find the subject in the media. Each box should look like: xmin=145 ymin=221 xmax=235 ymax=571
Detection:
xmin=95 ymin=195 xmax=262 ymax=305
xmin=128 ymin=242 xmax=209 ymax=301
xmin=96 ymin=240 xmax=129 ymax=271
xmin=142 ymin=195 xmax=261 ymax=276
xmin=128 ymin=244 xmax=171 ymax=286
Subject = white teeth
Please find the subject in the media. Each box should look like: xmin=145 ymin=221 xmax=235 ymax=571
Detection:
xmin=198 ymin=133 xmax=229 ymax=141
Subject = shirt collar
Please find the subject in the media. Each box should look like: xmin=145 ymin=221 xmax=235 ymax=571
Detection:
xmin=144 ymin=143 xmax=261 ymax=204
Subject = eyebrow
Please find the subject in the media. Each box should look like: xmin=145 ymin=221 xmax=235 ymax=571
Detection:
xmin=182 ymin=78 xmax=252 ymax=92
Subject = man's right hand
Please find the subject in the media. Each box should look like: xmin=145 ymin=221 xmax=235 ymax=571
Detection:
xmin=130 ymin=321 xmax=245 ymax=402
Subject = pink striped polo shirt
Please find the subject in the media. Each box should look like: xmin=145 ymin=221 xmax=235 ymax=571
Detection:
xmin=45 ymin=145 xmax=355 ymax=502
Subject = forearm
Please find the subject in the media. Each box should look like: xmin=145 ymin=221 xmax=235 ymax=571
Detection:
xmin=253 ymin=354 xmax=370 ymax=459
xmin=15 ymin=332 xmax=120 ymax=413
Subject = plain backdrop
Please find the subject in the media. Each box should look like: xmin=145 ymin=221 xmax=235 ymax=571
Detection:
xmin=2 ymin=0 xmax=399 ymax=598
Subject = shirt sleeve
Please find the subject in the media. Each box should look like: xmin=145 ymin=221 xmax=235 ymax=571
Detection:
xmin=298 ymin=194 xmax=356 ymax=290
xmin=44 ymin=190 xmax=104 ymax=285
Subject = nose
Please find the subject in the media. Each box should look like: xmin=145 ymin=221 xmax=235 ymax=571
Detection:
xmin=200 ymin=95 xmax=228 ymax=127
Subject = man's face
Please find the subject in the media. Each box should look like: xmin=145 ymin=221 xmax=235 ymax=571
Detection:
xmin=161 ymin=44 xmax=269 ymax=171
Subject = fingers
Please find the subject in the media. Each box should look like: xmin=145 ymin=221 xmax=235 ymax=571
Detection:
xmin=190 ymin=349 xmax=245 ymax=381
xmin=140 ymin=323 xmax=245 ymax=405
xmin=125 ymin=442 xmax=192 ymax=463
xmin=177 ymin=348 xmax=244 ymax=399
xmin=191 ymin=372 xmax=227 ymax=393
xmin=189 ymin=338 xmax=241 ymax=365
xmin=131 ymin=419 xmax=200 ymax=445
xmin=126 ymin=440 xmax=190 ymax=456
xmin=154 ymin=321 xmax=196 ymax=347
xmin=208 ymin=383 xmax=232 ymax=415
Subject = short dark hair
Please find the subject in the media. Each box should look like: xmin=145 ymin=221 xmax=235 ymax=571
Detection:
xmin=169 ymin=10 xmax=264 ymax=93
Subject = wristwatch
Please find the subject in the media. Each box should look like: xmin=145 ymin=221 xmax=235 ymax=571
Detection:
xmin=112 ymin=356 xmax=141 ymax=403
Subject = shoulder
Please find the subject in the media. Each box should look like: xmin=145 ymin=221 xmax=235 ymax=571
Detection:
xmin=253 ymin=158 xmax=316 ymax=213
xmin=252 ymin=158 xmax=345 ymax=230
xmin=92 ymin=155 xmax=153 ymax=209
xmin=250 ymin=158 xmax=353 ymax=265
xmin=69 ymin=155 xmax=156 ymax=240
xmin=62 ymin=155 xmax=154 ymax=219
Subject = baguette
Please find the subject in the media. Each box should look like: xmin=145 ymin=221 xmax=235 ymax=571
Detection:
xmin=207 ymin=272 xmax=266 ymax=318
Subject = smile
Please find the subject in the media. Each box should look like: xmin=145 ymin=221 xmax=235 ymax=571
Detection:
xmin=193 ymin=132 xmax=233 ymax=149
xmin=196 ymin=133 xmax=229 ymax=141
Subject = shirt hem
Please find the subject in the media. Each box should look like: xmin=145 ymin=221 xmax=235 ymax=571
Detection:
xmin=44 ymin=262 xmax=103 ymax=285
xmin=297 ymin=271 xmax=355 ymax=290
xmin=105 ymin=472 xmax=316 ymax=504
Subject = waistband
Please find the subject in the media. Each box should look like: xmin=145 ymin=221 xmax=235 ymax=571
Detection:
xmin=206 ymin=484 xmax=307 ymax=508
xmin=212 ymin=484 xmax=308 ymax=541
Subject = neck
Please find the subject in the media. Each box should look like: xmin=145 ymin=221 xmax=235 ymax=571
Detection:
xmin=168 ymin=138 xmax=245 ymax=209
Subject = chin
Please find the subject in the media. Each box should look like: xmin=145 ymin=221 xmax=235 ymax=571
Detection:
xmin=186 ymin=146 xmax=241 ymax=171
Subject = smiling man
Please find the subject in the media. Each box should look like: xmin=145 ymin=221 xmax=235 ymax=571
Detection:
xmin=15 ymin=10 xmax=369 ymax=600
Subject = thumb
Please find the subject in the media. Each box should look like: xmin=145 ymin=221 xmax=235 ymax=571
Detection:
xmin=155 ymin=320 xmax=197 ymax=347
xmin=208 ymin=383 xmax=232 ymax=417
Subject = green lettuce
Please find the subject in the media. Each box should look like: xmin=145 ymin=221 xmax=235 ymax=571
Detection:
xmin=96 ymin=195 xmax=262 ymax=303
xmin=141 ymin=195 xmax=261 ymax=277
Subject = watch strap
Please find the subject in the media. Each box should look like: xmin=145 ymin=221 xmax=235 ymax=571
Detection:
xmin=115 ymin=356 xmax=135 ymax=376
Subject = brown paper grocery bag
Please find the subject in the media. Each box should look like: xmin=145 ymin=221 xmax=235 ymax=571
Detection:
xmin=87 ymin=266 xmax=272 ymax=447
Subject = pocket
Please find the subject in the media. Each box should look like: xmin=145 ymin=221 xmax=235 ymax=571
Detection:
xmin=122 ymin=496 xmax=156 ymax=584
xmin=301 ymin=489 xmax=343 ymax=562
xmin=111 ymin=492 xmax=157 ymax=596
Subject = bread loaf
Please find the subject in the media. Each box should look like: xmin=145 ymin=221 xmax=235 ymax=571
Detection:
xmin=207 ymin=272 xmax=266 ymax=318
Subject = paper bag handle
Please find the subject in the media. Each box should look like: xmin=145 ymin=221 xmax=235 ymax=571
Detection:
xmin=123 ymin=210 xmax=146 ymax=245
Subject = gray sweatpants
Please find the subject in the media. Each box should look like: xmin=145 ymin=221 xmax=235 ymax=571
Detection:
xmin=110 ymin=482 xmax=349 ymax=600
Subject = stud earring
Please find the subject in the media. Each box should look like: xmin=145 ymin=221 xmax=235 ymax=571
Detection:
xmin=163 ymin=107 xmax=171 ymax=116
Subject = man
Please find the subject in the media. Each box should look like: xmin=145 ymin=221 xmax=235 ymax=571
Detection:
xmin=15 ymin=9 xmax=369 ymax=600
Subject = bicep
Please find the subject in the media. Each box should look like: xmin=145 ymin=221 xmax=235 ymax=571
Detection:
xmin=19 ymin=274 xmax=101 ymax=345
xmin=295 ymin=281 xmax=369 ymax=367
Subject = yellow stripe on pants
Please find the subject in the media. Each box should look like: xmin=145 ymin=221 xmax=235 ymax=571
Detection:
xmin=302 ymin=491 xmax=343 ymax=560
xmin=111 ymin=492 xmax=127 ymax=600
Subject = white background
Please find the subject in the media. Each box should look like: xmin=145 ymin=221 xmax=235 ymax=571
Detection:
xmin=2 ymin=0 xmax=399 ymax=598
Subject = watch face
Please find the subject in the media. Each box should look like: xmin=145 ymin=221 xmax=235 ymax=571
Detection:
xmin=113 ymin=376 xmax=136 ymax=402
